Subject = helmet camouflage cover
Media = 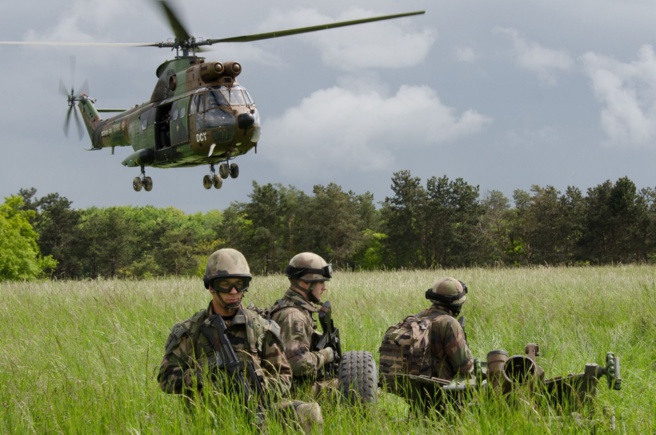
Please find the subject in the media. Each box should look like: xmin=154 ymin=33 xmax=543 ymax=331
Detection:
xmin=203 ymin=248 xmax=252 ymax=289
xmin=285 ymin=252 xmax=332 ymax=283
xmin=425 ymin=277 xmax=467 ymax=306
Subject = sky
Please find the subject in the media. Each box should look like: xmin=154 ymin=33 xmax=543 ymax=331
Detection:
xmin=2 ymin=0 xmax=656 ymax=213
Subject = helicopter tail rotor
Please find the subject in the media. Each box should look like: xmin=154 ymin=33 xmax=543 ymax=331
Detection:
xmin=60 ymin=56 xmax=89 ymax=141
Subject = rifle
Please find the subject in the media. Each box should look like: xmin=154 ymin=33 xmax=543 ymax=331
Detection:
xmin=458 ymin=315 xmax=467 ymax=343
xmin=202 ymin=314 xmax=265 ymax=418
xmin=313 ymin=301 xmax=342 ymax=379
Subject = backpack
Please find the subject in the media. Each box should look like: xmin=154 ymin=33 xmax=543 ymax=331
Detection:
xmin=378 ymin=314 xmax=434 ymax=379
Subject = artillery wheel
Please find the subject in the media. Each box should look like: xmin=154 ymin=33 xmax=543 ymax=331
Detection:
xmin=229 ymin=162 xmax=239 ymax=179
xmin=133 ymin=177 xmax=143 ymax=192
xmin=143 ymin=177 xmax=153 ymax=192
xmin=212 ymin=174 xmax=223 ymax=189
xmin=219 ymin=163 xmax=230 ymax=179
xmin=202 ymin=175 xmax=213 ymax=189
xmin=338 ymin=350 xmax=377 ymax=404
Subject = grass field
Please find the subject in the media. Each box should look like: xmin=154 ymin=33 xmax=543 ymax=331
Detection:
xmin=1 ymin=265 xmax=654 ymax=433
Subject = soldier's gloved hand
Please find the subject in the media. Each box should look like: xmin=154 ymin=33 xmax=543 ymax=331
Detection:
xmin=319 ymin=347 xmax=335 ymax=365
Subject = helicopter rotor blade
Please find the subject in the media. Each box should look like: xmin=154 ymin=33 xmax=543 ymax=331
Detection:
xmin=59 ymin=55 xmax=87 ymax=141
xmin=79 ymin=79 xmax=89 ymax=97
xmin=203 ymin=10 xmax=425 ymax=45
xmin=69 ymin=55 xmax=76 ymax=92
xmin=63 ymin=102 xmax=85 ymax=141
xmin=0 ymin=10 xmax=424 ymax=53
xmin=58 ymin=79 xmax=69 ymax=98
xmin=63 ymin=105 xmax=73 ymax=138
xmin=73 ymin=106 xmax=84 ymax=141
xmin=155 ymin=0 xmax=192 ymax=44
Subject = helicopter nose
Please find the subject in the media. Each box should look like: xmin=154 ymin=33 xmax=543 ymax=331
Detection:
xmin=237 ymin=113 xmax=255 ymax=130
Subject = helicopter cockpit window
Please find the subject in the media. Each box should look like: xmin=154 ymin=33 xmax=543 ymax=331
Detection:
xmin=219 ymin=87 xmax=248 ymax=106
xmin=172 ymin=109 xmax=179 ymax=121
xmin=203 ymin=107 xmax=233 ymax=130
xmin=207 ymin=90 xmax=229 ymax=109
xmin=190 ymin=94 xmax=204 ymax=115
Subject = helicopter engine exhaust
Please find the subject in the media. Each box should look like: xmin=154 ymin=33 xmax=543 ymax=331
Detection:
xmin=200 ymin=62 xmax=224 ymax=82
xmin=223 ymin=61 xmax=242 ymax=78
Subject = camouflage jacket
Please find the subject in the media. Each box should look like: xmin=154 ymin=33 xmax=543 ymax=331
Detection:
xmin=268 ymin=289 xmax=327 ymax=379
xmin=157 ymin=302 xmax=292 ymax=398
xmin=421 ymin=306 xmax=474 ymax=379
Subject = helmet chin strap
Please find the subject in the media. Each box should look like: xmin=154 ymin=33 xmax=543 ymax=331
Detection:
xmin=290 ymin=281 xmax=320 ymax=304
xmin=212 ymin=290 xmax=241 ymax=311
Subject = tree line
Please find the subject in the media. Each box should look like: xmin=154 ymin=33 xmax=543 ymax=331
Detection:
xmin=2 ymin=171 xmax=656 ymax=280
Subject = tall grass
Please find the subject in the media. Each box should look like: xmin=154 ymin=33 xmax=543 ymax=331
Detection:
xmin=1 ymin=265 xmax=654 ymax=433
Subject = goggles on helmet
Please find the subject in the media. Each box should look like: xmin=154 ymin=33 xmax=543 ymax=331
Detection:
xmin=212 ymin=278 xmax=250 ymax=293
xmin=285 ymin=264 xmax=333 ymax=281
xmin=425 ymin=280 xmax=468 ymax=304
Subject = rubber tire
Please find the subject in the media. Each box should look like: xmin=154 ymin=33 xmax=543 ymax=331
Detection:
xmin=229 ymin=162 xmax=239 ymax=179
xmin=143 ymin=176 xmax=153 ymax=192
xmin=133 ymin=177 xmax=142 ymax=192
xmin=338 ymin=350 xmax=377 ymax=404
xmin=212 ymin=174 xmax=223 ymax=189
xmin=202 ymin=175 xmax=213 ymax=189
xmin=219 ymin=163 xmax=230 ymax=179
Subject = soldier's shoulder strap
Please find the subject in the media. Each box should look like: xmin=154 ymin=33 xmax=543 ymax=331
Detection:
xmin=165 ymin=308 xmax=207 ymax=354
xmin=243 ymin=307 xmax=284 ymax=353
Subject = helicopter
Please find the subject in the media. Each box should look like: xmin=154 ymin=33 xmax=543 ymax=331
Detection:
xmin=1 ymin=1 xmax=424 ymax=192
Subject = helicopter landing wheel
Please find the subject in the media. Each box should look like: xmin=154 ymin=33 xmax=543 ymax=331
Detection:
xmin=213 ymin=174 xmax=223 ymax=189
xmin=219 ymin=163 xmax=230 ymax=179
xmin=133 ymin=177 xmax=143 ymax=192
xmin=229 ymin=162 xmax=239 ymax=179
xmin=202 ymin=175 xmax=213 ymax=189
xmin=143 ymin=177 xmax=153 ymax=192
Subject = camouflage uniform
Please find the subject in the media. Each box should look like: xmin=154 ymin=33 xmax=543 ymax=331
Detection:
xmin=269 ymin=289 xmax=328 ymax=380
xmin=158 ymin=302 xmax=292 ymax=398
xmin=380 ymin=277 xmax=474 ymax=414
xmin=414 ymin=306 xmax=474 ymax=379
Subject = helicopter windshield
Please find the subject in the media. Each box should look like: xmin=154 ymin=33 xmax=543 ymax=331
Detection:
xmin=219 ymin=86 xmax=252 ymax=106
xmin=207 ymin=90 xmax=229 ymax=109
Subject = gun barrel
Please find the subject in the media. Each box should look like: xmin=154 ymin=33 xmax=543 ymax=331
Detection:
xmin=503 ymin=355 xmax=537 ymax=385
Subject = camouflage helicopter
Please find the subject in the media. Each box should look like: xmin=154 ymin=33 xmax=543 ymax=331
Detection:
xmin=1 ymin=1 xmax=424 ymax=192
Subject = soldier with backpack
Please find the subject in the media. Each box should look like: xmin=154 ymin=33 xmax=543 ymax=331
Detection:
xmin=379 ymin=277 xmax=474 ymax=412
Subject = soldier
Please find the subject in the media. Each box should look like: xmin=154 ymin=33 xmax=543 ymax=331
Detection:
xmin=157 ymin=248 xmax=322 ymax=432
xmin=268 ymin=252 xmax=337 ymax=394
xmin=379 ymin=277 xmax=474 ymax=412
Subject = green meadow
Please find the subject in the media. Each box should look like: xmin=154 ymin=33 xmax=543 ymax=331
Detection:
xmin=1 ymin=265 xmax=654 ymax=433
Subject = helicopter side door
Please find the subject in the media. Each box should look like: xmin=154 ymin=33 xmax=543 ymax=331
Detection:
xmin=188 ymin=92 xmax=205 ymax=149
xmin=155 ymin=103 xmax=172 ymax=150
xmin=170 ymin=97 xmax=189 ymax=146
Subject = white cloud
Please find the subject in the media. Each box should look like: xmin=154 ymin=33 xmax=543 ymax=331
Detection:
xmin=582 ymin=44 xmax=656 ymax=148
xmin=455 ymin=46 xmax=478 ymax=63
xmin=23 ymin=0 xmax=138 ymax=42
xmin=262 ymin=81 xmax=491 ymax=178
xmin=495 ymin=27 xmax=573 ymax=85
xmin=261 ymin=8 xmax=436 ymax=71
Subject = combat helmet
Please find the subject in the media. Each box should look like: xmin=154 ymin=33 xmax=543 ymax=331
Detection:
xmin=425 ymin=277 xmax=468 ymax=312
xmin=285 ymin=252 xmax=332 ymax=283
xmin=203 ymin=248 xmax=252 ymax=289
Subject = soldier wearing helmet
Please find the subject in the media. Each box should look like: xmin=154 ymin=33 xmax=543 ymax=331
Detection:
xmin=268 ymin=252 xmax=337 ymax=388
xmin=423 ymin=277 xmax=474 ymax=379
xmin=157 ymin=248 xmax=322 ymax=432
xmin=380 ymin=277 xmax=474 ymax=382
